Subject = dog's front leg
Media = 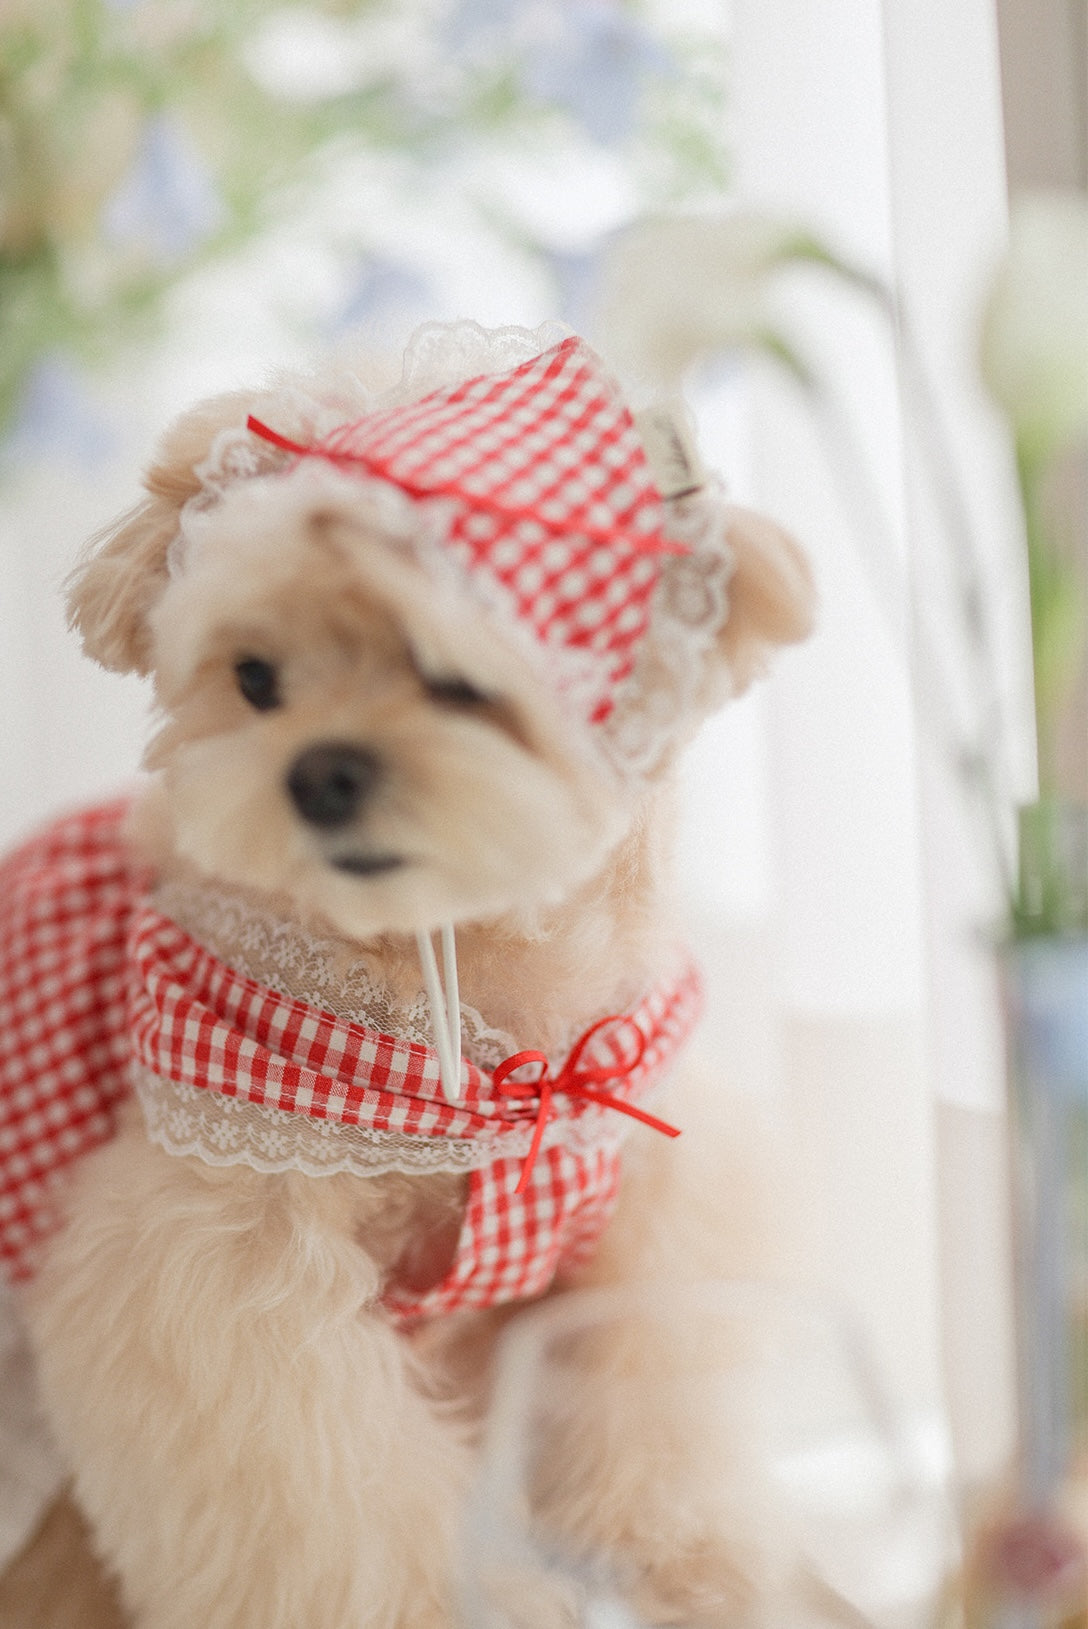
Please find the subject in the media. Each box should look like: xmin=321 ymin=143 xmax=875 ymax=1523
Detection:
xmin=535 ymin=1074 xmax=796 ymax=1626
xmin=21 ymin=1121 xmax=469 ymax=1629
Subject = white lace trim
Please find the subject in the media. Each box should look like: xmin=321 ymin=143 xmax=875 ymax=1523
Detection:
xmin=152 ymin=878 xmax=526 ymax=1070
xmin=165 ymin=320 xmax=735 ymax=782
xmin=393 ymin=319 xmax=572 ymax=401
xmin=134 ymin=1069 xmax=630 ymax=1179
xmin=601 ymin=484 xmax=734 ymax=775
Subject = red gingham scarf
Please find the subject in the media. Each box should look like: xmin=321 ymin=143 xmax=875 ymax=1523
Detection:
xmin=246 ymin=335 xmax=691 ymax=727
xmin=0 ymin=803 xmax=702 ymax=1321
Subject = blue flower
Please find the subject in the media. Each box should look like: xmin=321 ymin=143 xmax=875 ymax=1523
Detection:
xmin=330 ymin=257 xmax=431 ymax=335
xmin=521 ymin=2 xmax=670 ymax=146
xmin=4 ymin=356 xmax=115 ymax=467
xmin=103 ymin=114 xmax=223 ymax=264
xmin=443 ymin=0 xmax=532 ymax=53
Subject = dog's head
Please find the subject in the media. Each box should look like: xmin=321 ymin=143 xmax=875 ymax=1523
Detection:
xmin=68 ymin=330 xmax=812 ymax=938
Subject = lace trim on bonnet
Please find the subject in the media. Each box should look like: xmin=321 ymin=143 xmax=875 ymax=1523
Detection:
xmin=171 ymin=320 xmax=736 ymax=780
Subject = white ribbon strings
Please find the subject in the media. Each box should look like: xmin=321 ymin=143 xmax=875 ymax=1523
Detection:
xmin=415 ymin=923 xmax=462 ymax=1101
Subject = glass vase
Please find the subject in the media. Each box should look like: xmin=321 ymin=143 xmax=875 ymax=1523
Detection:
xmin=971 ymin=910 xmax=1088 ymax=1628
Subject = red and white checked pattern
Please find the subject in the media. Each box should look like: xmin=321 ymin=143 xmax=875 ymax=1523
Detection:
xmin=0 ymin=800 xmax=148 ymax=1279
xmin=381 ymin=1142 xmax=623 ymax=1326
xmin=129 ymin=906 xmax=702 ymax=1147
xmin=0 ymin=803 xmax=704 ymax=1317
xmin=251 ymin=336 xmax=687 ymax=724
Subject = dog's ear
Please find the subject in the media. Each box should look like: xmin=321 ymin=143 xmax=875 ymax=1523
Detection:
xmin=715 ymin=505 xmax=814 ymax=696
xmin=66 ymin=389 xmax=257 ymax=675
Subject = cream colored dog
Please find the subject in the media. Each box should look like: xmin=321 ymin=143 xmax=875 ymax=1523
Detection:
xmin=7 ymin=325 xmax=812 ymax=1628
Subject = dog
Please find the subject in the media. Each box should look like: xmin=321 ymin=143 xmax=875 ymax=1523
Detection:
xmin=0 ymin=323 xmax=812 ymax=1627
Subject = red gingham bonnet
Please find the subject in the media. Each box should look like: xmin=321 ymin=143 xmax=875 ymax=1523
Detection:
xmin=181 ymin=322 xmax=736 ymax=774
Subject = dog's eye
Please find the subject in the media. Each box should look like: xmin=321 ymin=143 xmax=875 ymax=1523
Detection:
xmin=234 ymin=657 xmax=282 ymax=712
xmin=423 ymin=675 xmax=492 ymax=709
xmin=423 ymin=670 xmax=531 ymax=748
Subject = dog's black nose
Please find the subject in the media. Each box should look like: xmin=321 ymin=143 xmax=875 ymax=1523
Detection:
xmin=286 ymin=744 xmax=382 ymax=829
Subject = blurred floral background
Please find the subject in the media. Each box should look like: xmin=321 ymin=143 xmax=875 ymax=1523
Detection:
xmin=0 ymin=0 xmax=725 ymax=448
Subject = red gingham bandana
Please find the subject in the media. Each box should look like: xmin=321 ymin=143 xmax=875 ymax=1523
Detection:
xmin=0 ymin=803 xmax=703 ymax=1321
xmin=247 ymin=335 xmax=690 ymax=726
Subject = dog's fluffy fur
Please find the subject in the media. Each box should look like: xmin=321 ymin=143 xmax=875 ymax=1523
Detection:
xmin=13 ymin=354 xmax=813 ymax=1628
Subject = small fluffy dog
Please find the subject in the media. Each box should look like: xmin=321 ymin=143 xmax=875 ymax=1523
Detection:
xmin=0 ymin=324 xmax=812 ymax=1628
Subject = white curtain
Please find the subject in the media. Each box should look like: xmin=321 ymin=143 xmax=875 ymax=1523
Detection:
xmin=722 ymin=0 xmax=1028 ymax=1494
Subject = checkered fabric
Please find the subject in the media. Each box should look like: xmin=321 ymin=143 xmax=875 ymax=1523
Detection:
xmin=248 ymin=336 xmax=689 ymax=724
xmin=129 ymin=903 xmax=702 ymax=1324
xmin=0 ymin=800 xmax=148 ymax=1280
xmin=381 ymin=1142 xmax=624 ymax=1326
xmin=0 ymin=803 xmax=704 ymax=1321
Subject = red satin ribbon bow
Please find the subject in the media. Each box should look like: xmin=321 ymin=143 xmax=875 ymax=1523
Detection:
xmin=492 ymin=1015 xmax=681 ymax=1195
